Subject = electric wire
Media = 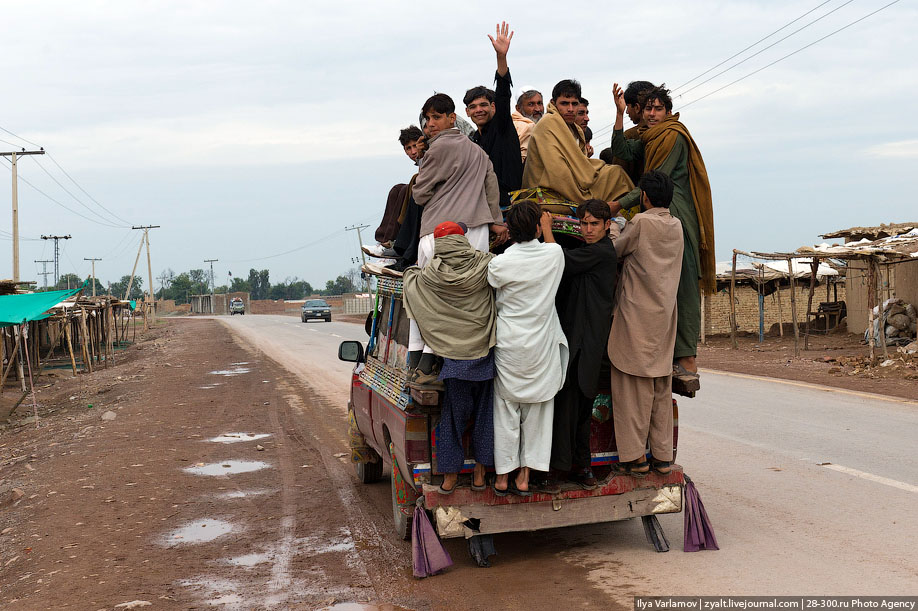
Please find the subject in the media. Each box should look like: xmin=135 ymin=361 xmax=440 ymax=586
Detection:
xmin=0 ymin=124 xmax=41 ymax=149
xmin=0 ymin=157 xmax=125 ymax=228
xmin=681 ymin=0 xmax=902 ymax=108
xmin=45 ymin=152 xmax=134 ymax=226
xmin=224 ymin=229 xmax=346 ymax=263
xmin=671 ymin=0 xmax=836 ymax=92
xmin=674 ymin=0 xmax=858 ymax=99
xmin=30 ymin=156 xmax=131 ymax=228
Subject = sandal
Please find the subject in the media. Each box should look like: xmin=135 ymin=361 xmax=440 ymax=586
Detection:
xmin=508 ymin=480 xmax=532 ymax=497
xmin=492 ymin=481 xmax=509 ymax=497
xmin=611 ymin=459 xmax=650 ymax=478
xmin=438 ymin=481 xmax=457 ymax=495
xmin=651 ymin=459 xmax=672 ymax=475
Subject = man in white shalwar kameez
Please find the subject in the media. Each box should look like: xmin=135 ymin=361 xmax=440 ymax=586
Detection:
xmin=487 ymin=200 xmax=568 ymax=496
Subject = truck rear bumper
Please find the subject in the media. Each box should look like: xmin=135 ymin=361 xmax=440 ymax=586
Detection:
xmin=424 ymin=468 xmax=684 ymax=539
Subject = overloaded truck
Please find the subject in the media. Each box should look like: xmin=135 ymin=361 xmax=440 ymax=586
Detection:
xmin=338 ymin=272 xmax=684 ymax=557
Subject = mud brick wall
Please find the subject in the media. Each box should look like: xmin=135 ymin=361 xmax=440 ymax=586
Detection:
xmin=705 ymin=283 xmax=847 ymax=336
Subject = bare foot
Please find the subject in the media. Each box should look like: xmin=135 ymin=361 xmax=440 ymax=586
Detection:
xmin=494 ymin=473 xmax=509 ymax=492
xmin=473 ymin=463 xmax=486 ymax=488
xmin=676 ymin=355 xmax=697 ymax=374
xmin=441 ymin=472 xmax=458 ymax=492
xmin=515 ymin=466 xmax=531 ymax=492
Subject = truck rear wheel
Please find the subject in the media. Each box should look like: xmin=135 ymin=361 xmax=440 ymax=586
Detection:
xmin=389 ymin=443 xmax=414 ymax=541
xmin=355 ymin=447 xmax=383 ymax=484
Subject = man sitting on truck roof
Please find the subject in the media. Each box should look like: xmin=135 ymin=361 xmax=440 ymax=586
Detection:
xmin=539 ymin=199 xmax=617 ymax=492
xmin=488 ymin=201 xmax=568 ymax=496
xmin=607 ymin=171 xmax=682 ymax=478
xmin=521 ymin=79 xmax=633 ymax=205
xmin=511 ymin=87 xmax=543 ymax=162
xmin=403 ymin=221 xmax=496 ymax=494
xmin=465 ymin=21 xmax=523 ymax=209
xmin=407 ymin=93 xmax=506 ymax=380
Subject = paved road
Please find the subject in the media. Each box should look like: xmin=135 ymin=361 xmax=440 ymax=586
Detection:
xmin=217 ymin=314 xmax=918 ymax=600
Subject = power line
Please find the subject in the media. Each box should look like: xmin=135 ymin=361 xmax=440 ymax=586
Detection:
xmin=671 ymin=0 xmax=836 ymax=92
xmin=0 ymin=124 xmax=41 ymax=149
xmin=0 ymin=156 xmax=125 ymax=228
xmin=225 ymin=229 xmax=346 ymax=263
xmin=30 ymin=156 xmax=130 ymax=227
xmin=675 ymin=0 xmax=858 ymax=99
xmin=681 ymin=0 xmax=902 ymax=108
xmin=45 ymin=152 xmax=134 ymax=226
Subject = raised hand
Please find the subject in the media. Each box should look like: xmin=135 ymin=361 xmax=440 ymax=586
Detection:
xmin=613 ymin=83 xmax=626 ymax=115
xmin=488 ymin=21 xmax=513 ymax=58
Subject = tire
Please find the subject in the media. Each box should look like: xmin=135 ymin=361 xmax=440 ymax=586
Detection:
xmin=390 ymin=443 xmax=413 ymax=541
xmin=355 ymin=446 xmax=383 ymax=484
xmin=302 ymin=316 xmax=306 ymax=323
xmin=325 ymin=317 xmax=331 ymax=323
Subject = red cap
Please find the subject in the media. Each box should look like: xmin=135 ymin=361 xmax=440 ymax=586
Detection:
xmin=434 ymin=221 xmax=467 ymax=239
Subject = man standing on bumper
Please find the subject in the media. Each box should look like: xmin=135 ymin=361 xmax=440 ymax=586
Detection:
xmin=539 ymin=199 xmax=617 ymax=491
xmin=488 ymin=201 xmax=568 ymax=496
xmin=403 ymin=221 xmax=496 ymax=494
xmin=608 ymin=171 xmax=682 ymax=477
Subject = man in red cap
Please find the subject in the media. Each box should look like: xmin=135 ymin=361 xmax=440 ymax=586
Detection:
xmin=403 ymin=221 xmax=497 ymax=492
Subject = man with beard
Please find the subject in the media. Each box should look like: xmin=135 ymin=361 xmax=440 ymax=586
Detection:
xmin=522 ymin=79 xmax=632 ymax=205
xmin=464 ymin=21 xmax=523 ymax=207
xmin=512 ymin=87 xmax=543 ymax=162
xmin=575 ymin=98 xmax=593 ymax=158
xmin=609 ymin=84 xmax=714 ymax=388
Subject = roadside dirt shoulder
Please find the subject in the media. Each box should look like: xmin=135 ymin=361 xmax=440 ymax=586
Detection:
xmin=699 ymin=333 xmax=918 ymax=401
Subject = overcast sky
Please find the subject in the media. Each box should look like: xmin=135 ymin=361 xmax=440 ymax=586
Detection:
xmin=1 ymin=0 xmax=916 ymax=292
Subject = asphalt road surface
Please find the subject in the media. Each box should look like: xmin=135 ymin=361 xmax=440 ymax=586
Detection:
xmin=218 ymin=314 xmax=918 ymax=601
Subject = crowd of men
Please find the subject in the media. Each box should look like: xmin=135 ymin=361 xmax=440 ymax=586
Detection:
xmin=374 ymin=23 xmax=714 ymax=494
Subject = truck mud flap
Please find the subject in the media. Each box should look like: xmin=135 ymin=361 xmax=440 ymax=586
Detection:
xmin=642 ymin=514 xmax=670 ymax=552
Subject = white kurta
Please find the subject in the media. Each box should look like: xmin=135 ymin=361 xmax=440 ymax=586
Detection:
xmin=487 ymin=239 xmax=568 ymax=473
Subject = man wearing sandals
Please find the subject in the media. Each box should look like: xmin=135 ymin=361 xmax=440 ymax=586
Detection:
xmin=607 ymin=171 xmax=681 ymax=477
xmin=488 ymin=201 xmax=568 ymax=495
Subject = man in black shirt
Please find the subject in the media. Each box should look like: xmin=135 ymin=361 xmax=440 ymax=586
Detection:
xmin=464 ymin=21 xmax=523 ymax=208
xmin=539 ymin=199 xmax=617 ymax=491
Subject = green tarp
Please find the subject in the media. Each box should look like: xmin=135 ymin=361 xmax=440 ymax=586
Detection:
xmin=0 ymin=287 xmax=83 ymax=327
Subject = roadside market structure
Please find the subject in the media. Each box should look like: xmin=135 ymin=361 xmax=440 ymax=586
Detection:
xmin=728 ymin=222 xmax=918 ymax=361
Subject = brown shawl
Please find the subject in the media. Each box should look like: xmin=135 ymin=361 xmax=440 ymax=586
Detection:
xmin=642 ymin=113 xmax=715 ymax=294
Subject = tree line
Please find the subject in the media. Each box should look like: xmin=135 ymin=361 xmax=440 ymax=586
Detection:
xmin=47 ymin=268 xmax=362 ymax=305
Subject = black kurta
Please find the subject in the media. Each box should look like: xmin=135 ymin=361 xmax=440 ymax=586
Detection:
xmin=555 ymin=238 xmax=617 ymax=398
xmin=470 ymin=70 xmax=523 ymax=206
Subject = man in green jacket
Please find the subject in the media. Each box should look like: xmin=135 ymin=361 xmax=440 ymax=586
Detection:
xmin=609 ymin=84 xmax=714 ymax=385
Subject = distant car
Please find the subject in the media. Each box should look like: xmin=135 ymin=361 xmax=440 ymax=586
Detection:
xmin=229 ymin=298 xmax=245 ymax=315
xmin=302 ymin=299 xmax=331 ymax=323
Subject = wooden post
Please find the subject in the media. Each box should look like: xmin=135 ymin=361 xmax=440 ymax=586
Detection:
xmin=866 ymin=257 xmax=877 ymax=364
xmin=700 ymin=293 xmax=706 ymax=345
xmin=14 ymin=325 xmax=26 ymax=392
xmin=80 ymin=308 xmax=93 ymax=373
xmin=776 ymin=283 xmax=785 ymax=337
xmin=730 ymin=251 xmax=738 ymax=349
xmin=787 ymin=258 xmax=800 ymax=357
xmin=874 ymin=258 xmax=889 ymax=360
xmin=804 ymin=260 xmax=819 ymax=351
xmin=64 ymin=317 xmax=78 ymax=376
xmin=0 ymin=328 xmax=23 ymax=395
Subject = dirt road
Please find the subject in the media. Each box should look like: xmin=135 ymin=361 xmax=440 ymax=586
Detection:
xmin=1 ymin=317 xmax=916 ymax=610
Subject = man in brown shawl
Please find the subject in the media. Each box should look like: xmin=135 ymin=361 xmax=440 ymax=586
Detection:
xmin=403 ymin=221 xmax=496 ymax=493
xmin=522 ymin=79 xmax=633 ymax=204
xmin=609 ymin=84 xmax=714 ymax=383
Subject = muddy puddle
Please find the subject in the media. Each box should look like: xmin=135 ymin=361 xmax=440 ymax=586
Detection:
xmin=214 ymin=488 xmax=273 ymax=499
xmin=225 ymin=552 xmax=272 ymax=567
xmin=207 ymin=432 xmax=271 ymax=443
xmin=163 ymin=518 xmax=235 ymax=546
xmin=184 ymin=460 xmax=270 ymax=476
xmin=321 ymin=604 xmax=413 ymax=611
xmin=208 ymin=366 xmax=251 ymax=376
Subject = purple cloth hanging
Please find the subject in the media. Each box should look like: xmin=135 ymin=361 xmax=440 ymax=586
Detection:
xmin=412 ymin=505 xmax=453 ymax=577
xmin=684 ymin=476 xmax=719 ymax=552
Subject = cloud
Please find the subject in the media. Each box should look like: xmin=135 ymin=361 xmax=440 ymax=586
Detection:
xmin=865 ymin=140 xmax=918 ymax=159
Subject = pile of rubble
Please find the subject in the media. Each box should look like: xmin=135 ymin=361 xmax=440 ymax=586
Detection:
xmin=867 ymin=298 xmax=917 ymax=347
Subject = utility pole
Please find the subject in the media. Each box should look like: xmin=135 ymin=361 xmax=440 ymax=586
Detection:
xmin=34 ymin=259 xmax=53 ymax=290
xmin=132 ymin=225 xmax=160 ymax=327
xmin=157 ymin=271 xmax=170 ymax=300
xmin=204 ymin=259 xmax=218 ymax=314
xmin=1 ymin=148 xmax=45 ymax=282
xmin=344 ymin=224 xmax=371 ymax=295
xmin=83 ymin=258 xmax=102 ymax=296
xmin=40 ymin=234 xmax=72 ymax=287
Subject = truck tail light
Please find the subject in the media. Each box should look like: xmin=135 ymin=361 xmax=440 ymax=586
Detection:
xmin=405 ymin=415 xmax=429 ymax=462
